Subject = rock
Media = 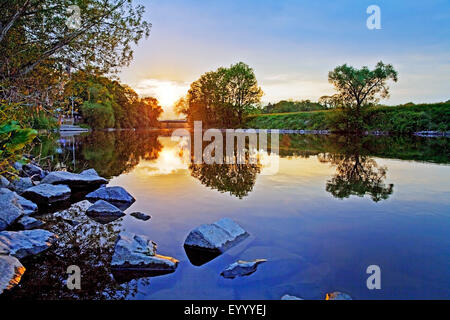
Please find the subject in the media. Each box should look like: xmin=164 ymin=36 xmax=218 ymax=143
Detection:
xmin=130 ymin=212 xmax=151 ymax=221
xmin=325 ymin=291 xmax=352 ymax=300
xmin=22 ymin=163 xmax=46 ymax=180
xmin=0 ymin=229 xmax=57 ymax=259
xmin=17 ymin=216 xmax=44 ymax=230
xmin=13 ymin=162 xmax=23 ymax=172
xmin=220 ymin=259 xmax=267 ymax=279
xmin=80 ymin=168 xmax=99 ymax=176
xmin=0 ymin=176 xmax=10 ymax=188
xmin=86 ymin=186 xmax=135 ymax=209
xmin=10 ymin=177 xmax=34 ymax=194
xmin=111 ymin=231 xmax=178 ymax=272
xmin=41 ymin=170 xmax=107 ymax=189
xmin=281 ymin=294 xmax=303 ymax=300
xmin=0 ymin=188 xmax=24 ymax=231
xmin=16 ymin=195 xmax=38 ymax=215
xmin=54 ymin=200 xmax=92 ymax=226
xmin=86 ymin=200 xmax=125 ymax=224
xmin=184 ymin=218 xmax=249 ymax=253
xmin=22 ymin=184 xmax=71 ymax=205
xmin=0 ymin=255 xmax=26 ymax=295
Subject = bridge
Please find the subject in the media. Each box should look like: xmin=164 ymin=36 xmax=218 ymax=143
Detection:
xmin=159 ymin=119 xmax=189 ymax=129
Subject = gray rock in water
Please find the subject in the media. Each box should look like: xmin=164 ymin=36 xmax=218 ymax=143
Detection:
xmin=13 ymin=162 xmax=23 ymax=172
xmin=86 ymin=200 xmax=125 ymax=224
xmin=111 ymin=231 xmax=179 ymax=272
xmin=10 ymin=177 xmax=34 ymax=194
xmin=22 ymin=163 xmax=46 ymax=180
xmin=0 ymin=176 xmax=10 ymax=189
xmin=86 ymin=186 xmax=135 ymax=206
xmin=220 ymin=259 xmax=267 ymax=279
xmin=54 ymin=200 xmax=92 ymax=226
xmin=325 ymin=291 xmax=352 ymax=300
xmin=0 ymin=255 xmax=26 ymax=295
xmin=0 ymin=229 xmax=57 ymax=259
xmin=184 ymin=218 xmax=249 ymax=253
xmin=0 ymin=188 xmax=24 ymax=231
xmin=17 ymin=216 xmax=44 ymax=230
xmin=80 ymin=168 xmax=99 ymax=176
xmin=41 ymin=170 xmax=107 ymax=189
xmin=16 ymin=195 xmax=38 ymax=215
xmin=281 ymin=294 xmax=304 ymax=300
xmin=22 ymin=183 xmax=71 ymax=205
xmin=130 ymin=212 xmax=151 ymax=221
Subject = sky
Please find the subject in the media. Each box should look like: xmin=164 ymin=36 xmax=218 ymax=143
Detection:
xmin=118 ymin=0 xmax=450 ymax=119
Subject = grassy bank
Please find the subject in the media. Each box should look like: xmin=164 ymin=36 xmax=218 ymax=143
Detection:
xmin=244 ymin=102 xmax=450 ymax=134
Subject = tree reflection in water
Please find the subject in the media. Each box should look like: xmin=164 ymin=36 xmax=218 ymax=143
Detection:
xmin=318 ymin=136 xmax=394 ymax=202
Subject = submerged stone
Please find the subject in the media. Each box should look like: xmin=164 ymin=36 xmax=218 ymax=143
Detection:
xmin=325 ymin=291 xmax=352 ymax=300
xmin=130 ymin=212 xmax=151 ymax=221
xmin=54 ymin=200 xmax=92 ymax=226
xmin=220 ymin=259 xmax=267 ymax=279
xmin=111 ymin=231 xmax=178 ymax=273
xmin=281 ymin=294 xmax=304 ymax=300
xmin=0 ymin=255 xmax=25 ymax=295
xmin=0 ymin=188 xmax=24 ymax=231
xmin=22 ymin=183 xmax=71 ymax=205
xmin=0 ymin=229 xmax=57 ymax=259
xmin=86 ymin=200 xmax=125 ymax=224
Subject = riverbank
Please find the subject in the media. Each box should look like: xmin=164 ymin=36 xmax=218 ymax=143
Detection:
xmin=244 ymin=102 xmax=450 ymax=135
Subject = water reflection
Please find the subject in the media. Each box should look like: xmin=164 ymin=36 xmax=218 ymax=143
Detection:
xmin=30 ymin=131 xmax=450 ymax=203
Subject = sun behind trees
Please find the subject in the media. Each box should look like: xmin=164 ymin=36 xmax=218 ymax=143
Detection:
xmin=176 ymin=62 xmax=263 ymax=128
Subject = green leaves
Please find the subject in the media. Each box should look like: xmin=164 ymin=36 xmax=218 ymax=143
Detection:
xmin=0 ymin=120 xmax=37 ymax=158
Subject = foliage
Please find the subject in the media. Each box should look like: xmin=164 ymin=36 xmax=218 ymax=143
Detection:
xmin=263 ymin=99 xmax=327 ymax=113
xmin=245 ymin=102 xmax=450 ymax=134
xmin=178 ymin=62 xmax=263 ymax=127
xmin=327 ymin=61 xmax=398 ymax=132
xmin=0 ymin=103 xmax=37 ymax=173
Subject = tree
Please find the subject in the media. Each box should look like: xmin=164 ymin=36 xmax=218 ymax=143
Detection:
xmin=0 ymin=0 xmax=150 ymax=104
xmin=328 ymin=61 xmax=398 ymax=131
xmin=180 ymin=62 xmax=263 ymax=128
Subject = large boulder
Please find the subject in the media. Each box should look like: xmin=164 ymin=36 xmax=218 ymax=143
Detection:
xmin=0 ymin=255 xmax=26 ymax=295
xmin=184 ymin=218 xmax=249 ymax=253
xmin=86 ymin=186 xmax=135 ymax=209
xmin=111 ymin=232 xmax=179 ymax=272
xmin=220 ymin=259 xmax=267 ymax=279
xmin=41 ymin=170 xmax=107 ymax=189
xmin=86 ymin=200 xmax=125 ymax=224
xmin=0 ymin=229 xmax=57 ymax=259
xmin=0 ymin=188 xmax=24 ymax=231
xmin=22 ymin=184 xmax=71 ymax=205
xmin=10 ymin=177 xmax=33 ymax=194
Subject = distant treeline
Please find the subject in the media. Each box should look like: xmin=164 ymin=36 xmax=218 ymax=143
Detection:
xmin=262 ymin=100 xmax=327 ymax=113
xmin=245 ymin=102 xmax=450 ymax=134
xmin=66 ymin=71 xmax=163 ymax=130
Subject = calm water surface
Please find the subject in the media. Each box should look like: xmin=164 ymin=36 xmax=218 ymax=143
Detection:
xmin=6 ymin=130 xmax=450 ymax=300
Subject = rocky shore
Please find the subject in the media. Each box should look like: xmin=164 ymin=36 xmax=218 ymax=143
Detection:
xmin=0 ymin=160 xmax=354 ymax=300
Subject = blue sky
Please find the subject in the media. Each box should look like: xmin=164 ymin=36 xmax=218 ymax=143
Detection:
xmin=119 ymin=0 xmax=450 ymax=116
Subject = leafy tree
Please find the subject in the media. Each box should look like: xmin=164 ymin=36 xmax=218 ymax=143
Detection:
xmin=328 ymin=61 xmax=398 ymax=132
xmin=180 ymin=62 xmax=263 ymax=127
